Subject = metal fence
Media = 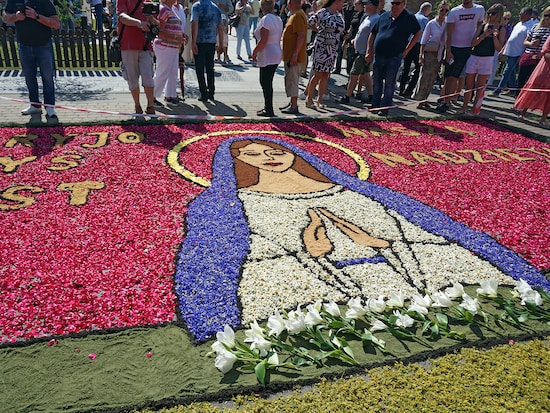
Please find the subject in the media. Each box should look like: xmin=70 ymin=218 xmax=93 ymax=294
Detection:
xmin=0 ymin=27 xmax=118 ymax=69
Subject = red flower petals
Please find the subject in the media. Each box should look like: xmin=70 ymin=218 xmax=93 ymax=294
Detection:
xmin=0 ymin=121 xmax=548 ymax=342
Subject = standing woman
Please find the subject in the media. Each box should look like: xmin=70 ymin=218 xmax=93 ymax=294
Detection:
xmin=251 ymin=0 xmax=283 ymax=116
xmin=514 ymin=35 xmax=550 ymax=128
xmin=460 ymin=3 xmax=506 ymax=115
xmin=516 ymin=7 xmax=550 ymax=94
xmin=235 ymin=0 xmax=253 ymax=60
xmin=414 ymin=1 xmax=448 ymax=108
xmin=153 ymin=0 xmax=186 ymax=105
xmin=305 ymin=0 xmax=345 ymax=109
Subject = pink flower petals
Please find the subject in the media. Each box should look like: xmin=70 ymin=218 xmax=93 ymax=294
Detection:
xmin=0 ymin=121 xmax=548 ymax=343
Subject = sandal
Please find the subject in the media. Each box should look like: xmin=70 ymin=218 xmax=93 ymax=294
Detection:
xmin=134 ymin=105 xmax=143 ymax=114
xmin=305 ymin=100 xmax=315 ymax=109
xmin=146 ymin=106 xmax=156 ymax=115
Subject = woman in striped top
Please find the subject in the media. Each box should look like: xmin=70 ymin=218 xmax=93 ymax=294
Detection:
xmin=153 ymin=0 xmax=188 ymax=105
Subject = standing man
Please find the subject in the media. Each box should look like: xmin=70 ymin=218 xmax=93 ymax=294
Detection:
xmin=365 ymin=0 xmax=421 ymax=116
xmin=280 ymin=0 xmax=308 ymax=114
xmin=492 ymin=7 xmax=535 ymax=96
xmin=87 ymin=0 xmax=104 ymax=31
xmin=191 ymin=0 xmax=224 ymax=102
xmin=435 ymin=0 xmax=484 ymax=113
xmin=3 ymin=0 xmax=60 ymax=123
xmin=398 ymin=1 xmax=431 ymax=98
xmin=117 ymin=0 xmax=158 ymax=115
xmin=337 ymin=0 xmax=380 ymax=104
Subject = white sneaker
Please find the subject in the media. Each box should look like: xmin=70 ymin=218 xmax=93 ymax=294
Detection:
xmin=45 ymin=106 xmax=58 ymax=118
xmin=298 ymin=92 xmax=306 ymax=100
xmin=21 ymin=105 xmax=42 ymax=115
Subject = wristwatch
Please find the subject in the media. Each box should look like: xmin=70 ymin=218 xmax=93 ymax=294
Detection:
xmin=36 ymin=13 xmax=40 ymax=20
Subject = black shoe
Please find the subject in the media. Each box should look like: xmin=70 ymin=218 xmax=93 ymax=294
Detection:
xmin=436 ymin=102 xmax=449 ymax=113
xmin=362 ymin=95 xmax=373 ymax=104
xmin=257 ymin=109 xmax=275 ymax=117
xmin=208 ymin=92 xmax=215 ymax=101
xmin=198 ymin=95 xmax=209 ymax=102
xmin=279 ymin=103 xmax=291 ymax=111
xmin=337 ymin=95 xmax=350 ymax=104
xmin=376 ymin=109 xmax=389 ymax=116
xmin=280 ymin=105 xmax=299 ymax=114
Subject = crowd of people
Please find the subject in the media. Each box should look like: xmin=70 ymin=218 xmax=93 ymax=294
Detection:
xmin=2 ymin=0 xmax=550 ymax=127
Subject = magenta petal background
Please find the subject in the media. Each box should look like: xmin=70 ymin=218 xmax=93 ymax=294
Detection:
xmin=0 ymin=120 xmax=549 ymax=343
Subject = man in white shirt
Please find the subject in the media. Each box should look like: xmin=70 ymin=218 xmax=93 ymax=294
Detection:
xmin=436 ymin=0 xmax=484 ymax=112
xmin=492 ymin=7 xmax=535 ymax=96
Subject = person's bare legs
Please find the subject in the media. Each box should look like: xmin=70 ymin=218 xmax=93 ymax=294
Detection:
xmin=131 ymin=87 xmax=142 ymax=113
xmin=145 ymin=86 xmax=155 ymax=112
xmin=461 ymin=73 xmax=475 ymax=113
xmin=317 ymin=72 xmax=330 ymax=105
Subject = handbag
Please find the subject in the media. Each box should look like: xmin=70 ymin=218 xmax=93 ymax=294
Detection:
xmin=229 ymin=14 xmax=241 ymax=28
xmin=108 ymin=34 xmax=122 ymax=64
xmin=424 ymin=40 xmax=439 ymax=53
xmin=108 ymin=0 xmax=143 ymax=65
xmin=519 ymin=50 xmax=539 ymax=67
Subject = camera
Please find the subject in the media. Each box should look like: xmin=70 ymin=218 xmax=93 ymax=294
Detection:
xmin=146 ymin=24 xmax=160 ymax=40
xmin=142 ymin=2 xmax=160 ymax=41
xmin=15 ymin=0 xmax=26 ymax=13
xmin=142 ymin=2 xmax=160 ymax=15
xmin=487 ymin=24 xmax=494 ymax=30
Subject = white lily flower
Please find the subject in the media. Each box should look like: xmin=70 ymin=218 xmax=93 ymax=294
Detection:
xmin=386 ymin=291 xmax=405 ymax=308
xmin=244 ymin=320 xmax=272 ymax=351
xmin=445 ymin=282 xmax=465 ymax=299
xmin=267 ymin=352 xmax=279 ymax=366
xmin=393 ymin=310 xmax=414 ymax=328
xmin=408 ymin=302 xmax=429 ymax=316
xmin=324 ymin=302 xmax=342 ymax=317
xmin=304 ymin=306 xmax=324 ymax=326
xmin=367 ymin=295 xmax=387 ymax=313
xmin=476 ymin=279 xmax=498 ymax=297
xmin=369 ymin=318 xmax=387 ymax=332
xmin=521 ymin=289 xmax=543 ymax=306
xmin=412 ymin=293 xmax=432 ymax=309
xmin=514 ymin=279 xmax=533 ymax=297
xmin=215 ymin=324 xmax=236 ymax=348
xmin=214 ymin=348 xmax=237 ymax=373
xmin=430 ymin=291 xmax=453 ymax=308
xmin=459 ymin=293 xmax=480 ymax=315
xmin=346 ymin=297 xmax=367 ymax=319
xmin=285 ymin=307 xmax=307 ymax=334
xmin=266 ymin=312 xmax=286 ymax=337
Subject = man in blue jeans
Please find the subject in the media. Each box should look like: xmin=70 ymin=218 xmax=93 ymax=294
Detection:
xmin=3 ymin=0 xmax=60 ymax=123
xmin=365 ymin=0 xmax=420 ymax=116
xmin=191 ymin=0 xmax=224 ymax=102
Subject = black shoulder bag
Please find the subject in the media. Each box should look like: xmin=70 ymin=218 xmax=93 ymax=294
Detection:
xmin=108 ymin=0 xmax=143 ymax=64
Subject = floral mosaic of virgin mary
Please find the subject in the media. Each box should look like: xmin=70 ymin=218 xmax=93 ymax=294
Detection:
xmin=174 ymin=137 xmax=549 ymax=342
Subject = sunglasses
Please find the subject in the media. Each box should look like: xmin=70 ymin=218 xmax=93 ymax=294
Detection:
xmin=544 ymin=14 xmax=550 ymax=18
xmin=488 ymin=11 xmax=497 ymax=16
xmin=390 ymin=1 xmax=402 ymax=5
xmin=440 ymin=8 xmax=449 ymax=12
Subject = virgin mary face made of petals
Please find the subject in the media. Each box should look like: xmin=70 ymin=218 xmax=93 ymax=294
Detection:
xmin=235 ymin=143 xmax=296 ymax=173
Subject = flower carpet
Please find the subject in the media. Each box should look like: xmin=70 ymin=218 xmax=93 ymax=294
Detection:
xmin=1 ymin=119 xmax=549 ymax=412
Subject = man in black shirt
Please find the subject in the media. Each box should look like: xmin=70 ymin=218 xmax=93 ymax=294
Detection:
xmin=3 ymin=0 xmax=60 ymax=123
xmin=365 ymin=0 xmax=420 ymax=115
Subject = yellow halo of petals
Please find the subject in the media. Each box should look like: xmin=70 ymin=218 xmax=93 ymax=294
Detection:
xmin=167 ymin=130 xmax=370 ymax=187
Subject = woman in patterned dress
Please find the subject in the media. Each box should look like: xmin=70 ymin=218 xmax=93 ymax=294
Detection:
xmin=305 ymin=0 xmax=345 ymax=109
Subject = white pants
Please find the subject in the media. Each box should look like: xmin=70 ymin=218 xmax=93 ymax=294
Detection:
xmin=153 ymin=43 xmax=180 ymax=99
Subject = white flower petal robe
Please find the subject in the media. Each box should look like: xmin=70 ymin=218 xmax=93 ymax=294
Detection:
xmin=236 ymin=185 xmax=514 ymax=323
